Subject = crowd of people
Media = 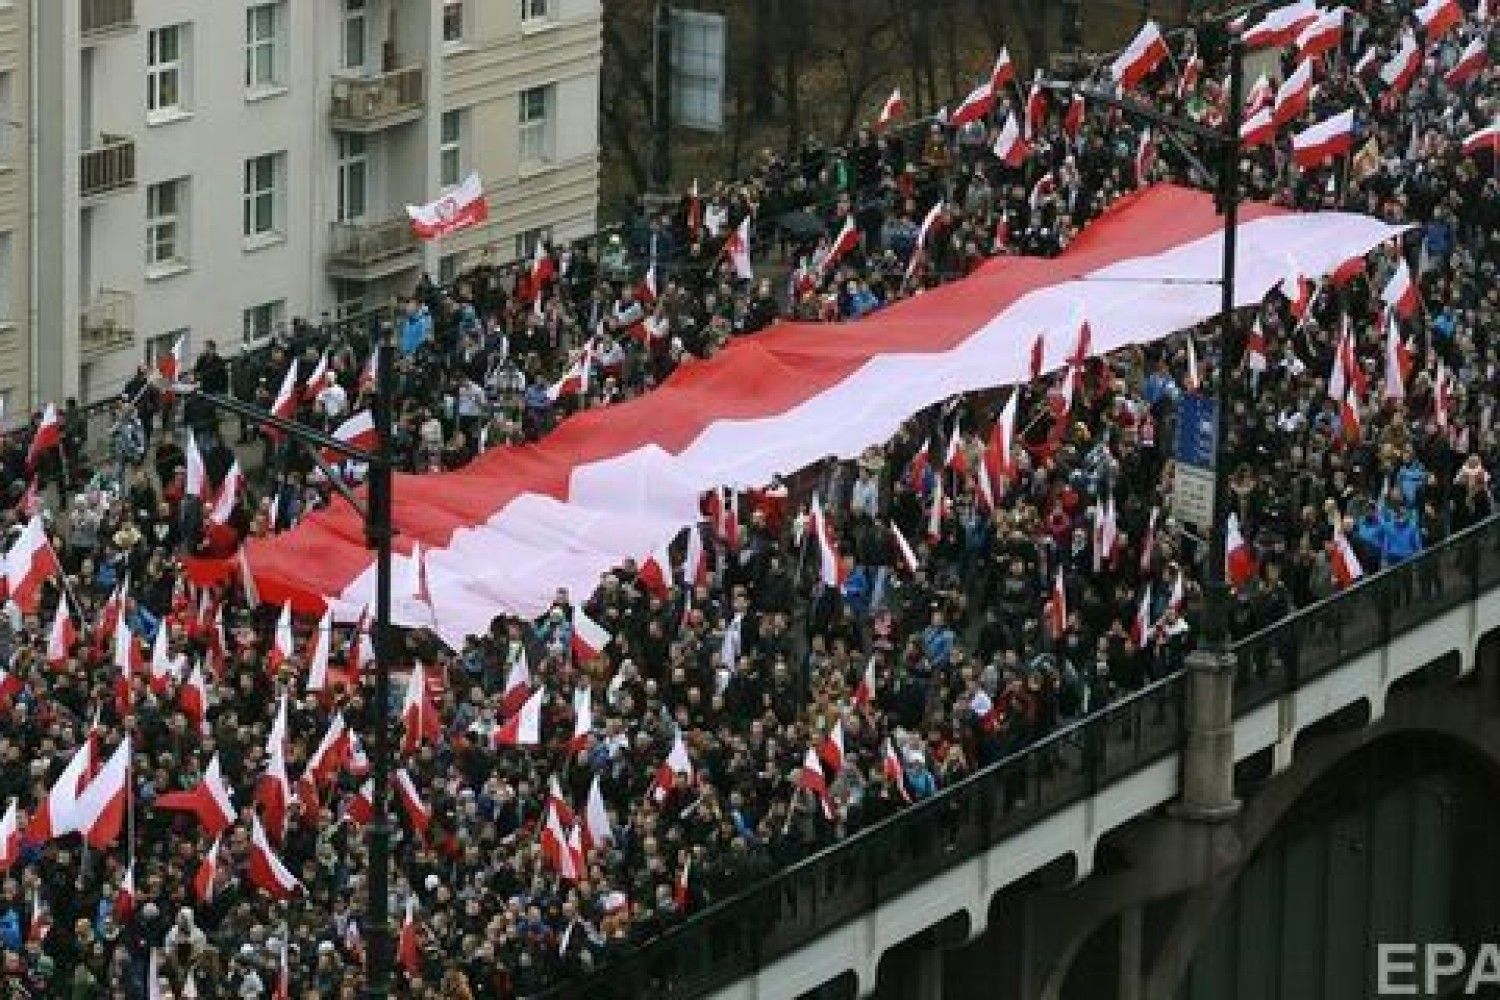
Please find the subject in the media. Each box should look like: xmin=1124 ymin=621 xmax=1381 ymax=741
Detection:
xmin=0 ymin=1 xmax=1495 ymax=996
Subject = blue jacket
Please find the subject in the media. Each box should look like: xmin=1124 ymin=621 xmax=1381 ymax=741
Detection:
xmin=841 ymin=567 xmax=871 ymax=619
xmin=400 ymin=307 xmax=433 ymax=355
xmin=1381 ymin=513 xmax=1423 ymax=564
xmin=1355 ymin=514 xmax=1386 ymax=566
xmin=1396 ymin=461 xmax=1427 ymax=510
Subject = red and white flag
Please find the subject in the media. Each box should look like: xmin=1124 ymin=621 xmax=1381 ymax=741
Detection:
xmin=6 ymin=514 xmax=61 ymax=614
xmin=180 ymin=661 xmax=210 ymax=735
xmin=1134 ymin=128 xmax=1158 ymax=188
xmin=1291 ymin=109 xmax=1356 ymax=168
xmin=684 ymin=179 xmax=702 ymax=235
xmin=883 ymin=738 xmax=909 ymax=802
xmin=1177 ymin=52 xmax=1202 ymax=100
xmin=905 ymin=200 xmax=945 ymax=282
xmin=1383 ymin=309 xmax=1411 ymax=400
xmin=1446 ymin=37 xmax=1489 ymax=87
xmin=248 ymin=812 xmax=302 ymax=900
xmin=209 ymin=460 xmax=243 ymax=526
xmin=344 ymin=779 xmax=374 ymax=828
xmin=1331 ymin=530 xmax=1363 ymax=589
xmin=809 ymin=494 xmax=847 ymax=589
xmin=324 ymin=410 xmax=376 ymax=465
xmin=1463 ymin=123 xmax=1500 ymax=158
xmin=1380 ymin=33 xmax=1422 ymax=95
xmin=1244 ymin=73 xmax=1275 ymax=116
xmin=1140 ymin=506 xmax=1159 ymax=575
xmin=183 ymin=429 xmax=207 ymax=501
xmin=1274 ymin=59 xmax=1314 ymax=128
xmin=269 ymin=360 xmax=300 ymax=425
xmin=582 ymin=772 xmax=613 ymax=853
xmin=266 ymin=601 xmax=294 ymax=675
xmin=1239 ymin=1 xmax=1319 ymax=49
xmin=0 ymin=800 xmax=19 ymax=873
xmin=1062 ymin=94 xmax=1086 ymax=140
xmin=24 ymin=403 xmax=60 ymax=474
xmin=820 ymin=215 xmax=861 ymax=279
xmin=991 ymin=48 xmax=1016 ymax=92
xmin=398 ymin=897 xmax=422 ymax=976
xmin=798 ymin=745 xmax=834 ymax=819
xmin=255 ymin=693 xmax=292 ymax=841
xmin=1283 ymin=259 xmax=1315 ymax=320
xmin=650 ymin=729 xmax=693 ymax=804
xmin=115 ymin=864 xmax=135 ymax=924
xmin=1024 ymin=78 xmax=1047 ymax=140
xmin=1129 ymin=583 xmax=1154 ymax=648
xmin=74 ymin=735 xmax=131 ymax=850
xmin=949 ymin=80 xmax=995 ymax=127
xmin=547 ymin=343 xmax=593 ymax=402
xmin=1296 ymin=7 xmax=1344 ymax=60
xmin=568 ymin=685 xmax=593 ymax=754
xmin=153 ymin=753 xmax=237 ymax=837
xmin=1048 ymin=568 xmax=1067 ymax=638
xmin=1340 ymin=383 xmax=1364 ymax=444
xmin=1111 ymin=20 xmax=1168 ymax=89
xmin=393 ymin=768 xmax=431 ymax=841
xmin=816 ymin=718 xmax=846 ymax=774
xmin=1415 ymin=0 xmax=1463 ymax=44
xmin=1434 ymin=362 xmax=1452 ymax=429
xmin=406 ymin=171 xmax=489 ymax=240
xmin=994 ymin=113 xmax=1029 ymax=167
xmin=637 ymin=540 xmax=672 ymax=599
xmin=724 ymin=215 xmax=753 ymax=281
xmin=493 ymin=686 xmax=544 ymax=747
xmin=24 ymin=733 xmax=96 ymax=843
xmin=571 ymin=607 xmax=611 ymax=662
xmin=890 ymin=523 xmax=920 ymax=575
xmin=852 ymin=657 xmax=876 ymax=710
xmin=1225 ymin=513 xmax=1258 ymax=587
xmin=501 ymin=648 xmax=532 ymax=717
xmin=304 ymin=712 xmax=352 ymax=789
xmin=1381 ymin=258 xmax=1419 ymax=320
xmin=402 ymin=660 xmax=441 ymax=754
xmin=192 ymin=836 xmax=221 ymax=903
xmin=1240 ymin=106 xmax=1276 ymax=148
xmin=876 ymin=87 xmax=906 ymax=130
xmin=157 ymin=332 xmax=187 ymax=386
xmin=46 ymin=602 xmax=76 ymax=669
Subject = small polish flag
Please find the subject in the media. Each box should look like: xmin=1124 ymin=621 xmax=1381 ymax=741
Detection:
xmin=1111 ymin=20 xmax=1168 ymax=89
xmin=820 ymin=214 xmax=861 ymax=279
xmin=1030 ymin=332 xmax=1046 ymax=380
xmin=1273 ymin=59 xmax=1314 ymax=128
xmin=582 ymin=772 xmax=613 ymax=853
xmin=183 ymin=429 xmax=207 ymax=501
xmin=991 ymin=48 xmax=1015 ymax=92
xmin=1239 ymin=1 xmax=1319 ymax=49
xmin=153 ymin=753 xmax=237 ymax=838
xmin=268 ymin=360 xmax=301 ymax=428
xmin=255 ymin=694 xmax=292 ymax=841
xmin=890 ymin=523 xmax=920 ymax=575
xmin=24 ymin=733 xmax=96 ymax=843
xmin=1140 ymin=506 xmax=1159 ymax=575
xmin=1341 ymin=384 xmax=1363 ymax=444
xmin=637 ymin=540 xmax=672 ymax=599
xmin=1383 ymin=311 xmax=1412 ymax=401
xmin=1353 ymin=46 xmax=1381 ymax=79
xmin=1069 ymin=309 xmax=1093 ymax=366
xmin=1134 ymin=128 xmax=1157 ymax=187
xmin=1379 ymin=33 xmax=1421 ymax=95
xmin=0 ymin=800 xmax=19 ymax=873
xmin=1246 ymin=317 xmax=1269 ymax=373
xmin=157 ymin=332 xmax=186 ymax=386
xmin=1462 ymin=123 xmax=1500 ymax=158
xmin=684 ymin=179 xmax=701 ymax=235
xmin=1047 ymin=568 xmax=1067 ymax=638
xmin=192 ymin=836 xmax=220 ymax=903
xmin=1291 ymin=109 xmax=1356 ymax=169
xmin=209 ymin=460 xmax=243 ymax=526
xmin=303 ymin=609 xmax=333 ymax=697
xmin=1282 ymin=260 xmax=1315 ymax=320
xmin=266 ymin=601 xmax=294 ymax=675
xmin=1129 ymin=583 xmax=1154 ymax=648
xmin=1240 ymin=106 xmax=1276 ymax=148
xmin=1244 ymin=73 xmax=1275 ymax=116
xmin=1414 ymin=0 xmax=1463 ymax=44
xmin=1382 ymin=257 xmax=1419 ymax=320
xmin=323 ymin=410 xmax=377 ymax=465
xmin=724 ymin=215 xmax=753 ymax=281
xmin=905 ymin=200 xmax=944 ymax=282
xmin=810 ymin=494 xmax=848 ymax=588
xmin=876 ymin=87 xmax=906 ymax=130
xmin=74 ymin=735 xmax=131 ymax=850
xmin=883 ymin=738 xmax=909 ymax=802
xmin=493 ymin=686 xmax=544 ymax=747
xmin=402 ymin=660 xmax=441 ymax=754
xmin=1062 ymin=94 xmax=1086 ymax=140
xmin=674 ymin=855 xmax=693 ymax=912
xmin=1176 ymin=53 xmax=1202 ymax=101
xmin=45 ymin=601 xmax=77 ymax=669
xmin=993 ymin=113 xmax=1030 ymax=167
xmin=852 ymin=657 xmax=877 ymax=710
xmin=305 ymin=712 xmax=352 ymax=788
xmin=798 ymin=745 xmax=835 ymax=819
xmin=1445 ymin=37 xmax=1489 ymax=88
xmin=650 ymin=729 xmax=693 ymax=805
xmin=1225 ymin=513 xmax=1258 ymax=588
xmin=817 ymin=719 xmax=846 ymax=774
xmin=6 ymin=514 xmax=62 ymax=614
xmin=24 ymin=403 xmax=61 ymax=474
xmin=180 ymin=661 xmax=210 ymax=735
xmin=568 ymin=685 xmax=593 ymax=754
xmin=1296 ymin=7 xmax=1345 ymax=60
xmin=393 ymin=768 xmax=431 ymax=841
xmin=1331 ymin=530 xmax=1364 ymax=589
xmin=248 ymin=812 xmax=302 ymax=900
xmin=571 ymin=607 xmax=612 ymax=662
xmin=344 ymin=778 xmax=374 ymax=827
xmin=949 ymin=80 xmax=995 ymax=128
xmin=1024 ymin=78 xmax=1047 ymax=139
xmin=500 ymin=648 xmax=532 ymax=717
xmin=1434 ymin=362 xmax=1452 ymax=429
xmin=398 ymin=897 xmax=421 ymax=976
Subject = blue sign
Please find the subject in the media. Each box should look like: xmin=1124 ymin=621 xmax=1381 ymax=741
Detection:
xmin=1175 ymin=394 xmax=1219 ymax=469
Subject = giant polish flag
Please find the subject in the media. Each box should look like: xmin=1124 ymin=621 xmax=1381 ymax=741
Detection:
xmin=406 ymin=172 xmax=489 ymax=241
xmin=245 ymin=186 xmax=1407 ymax=648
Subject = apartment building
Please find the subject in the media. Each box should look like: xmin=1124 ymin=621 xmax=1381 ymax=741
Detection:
xmin=5 ymin=0 xmax=600 ymax=415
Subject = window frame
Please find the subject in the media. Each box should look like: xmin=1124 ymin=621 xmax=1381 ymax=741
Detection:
xmin=340 ymin=0 xmax=367 ymax=72
xmin=147 ymin=24 xmax=184 ymax=116
xmin=242 ymin=152 xmax=283 ymax=243
xmin=520 ymin=0 xmax=552 ymax=23
xmin=439 ymin=110 xmax=464 ymax=188
xmin=244 ymin=3 xmax=283 ymax=93
xmin=242 ymin=300 xmax=286 ymax=343
xmin=518 ymin=85 xmax=553 ymax=166
xmin=146 ymin=178 xmax=187 ymax=270
xmin=336 ymin=133 xmax=368 ymax=224
xmin=442 ymin=1 xmax=466 ymax=45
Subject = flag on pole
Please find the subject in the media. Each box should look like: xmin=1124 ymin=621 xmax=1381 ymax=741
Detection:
xmin=406 ymin=172 xmax=490 ymax=240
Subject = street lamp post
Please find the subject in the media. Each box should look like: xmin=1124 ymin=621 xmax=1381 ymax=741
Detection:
xmin=181 ymin=324 xmax=401 ymax=996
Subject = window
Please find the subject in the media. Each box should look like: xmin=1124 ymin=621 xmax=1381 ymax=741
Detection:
xmin=520 ymin=0 xmax=551 ymax=23
xmin=438 ymin=253 xmax=460 ymax=285
xmin=148 ymin=330 xmax=188 ymax=370
xmin=147 ymin=25 xmax=184 ymax=114
xmin=242 ymin=152 xmax=284 ymax=241
xmin=337 ymin=134 xmax=367 ymax=223
xmin=242 ymin=300 xmax=285 ymax=343
xmin=146 ymin=178 xmax=188 ymax=269
xmin=0 ymin=231 xmax=12 ymax=321
xmin=341 ymin=0 xmax=366 ymax=71
xmin=334 ymin=280 xmax=365 ymax=319
xmin=245 ymin=3 xmax=283 ymax=92
xmin=671 ymin=10 xmax=726 ymax=132
xmin=440 ymin=110 xmax=464 ymax=188
xmin=518 ymin=85 xmax=552 ymax=165
xmin=514 ymin=226 xmax=551 ymax=263
xmin=0 ymin=73 xmax=13 ymax=165
xmin=442 ymin=1 xmax=465 ymax=44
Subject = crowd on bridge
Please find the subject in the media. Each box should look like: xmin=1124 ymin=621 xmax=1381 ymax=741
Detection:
xmin=0 ymin=0 xmax=1495 ymax=996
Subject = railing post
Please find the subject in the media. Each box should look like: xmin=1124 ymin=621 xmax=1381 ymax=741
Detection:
xmin=1172 ymin=646 xmax=1242 ymax=821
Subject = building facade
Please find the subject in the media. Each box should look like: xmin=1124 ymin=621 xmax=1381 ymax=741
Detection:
xmin=3 ymin=0 xmax=600 ymax=416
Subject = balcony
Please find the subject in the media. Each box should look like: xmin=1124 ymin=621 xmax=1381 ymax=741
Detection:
xmin=329 ymin=66 xmax=425 ymax=132
xmin=326 ymin=215 xmax=422 ymax=281
xmin=80 ymin=290 xmax=135 ymax=361
xmin=80 ymin=135 xmax=135 ymax=200
xmin=81 ymin=0 xmax=135 ymax=41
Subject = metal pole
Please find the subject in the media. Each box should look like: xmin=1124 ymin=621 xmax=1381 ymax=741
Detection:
xmin=1204 ymin=38 xmax=1243 ymax=651
xmin=363 ymin=331 xmax=397 ymax=999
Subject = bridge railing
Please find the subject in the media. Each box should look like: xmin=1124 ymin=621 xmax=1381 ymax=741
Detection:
xmin=531 ymin=510 xmax=1500 ymax=999
xmin=1231 ymin=515 xmax=1500 ymax=713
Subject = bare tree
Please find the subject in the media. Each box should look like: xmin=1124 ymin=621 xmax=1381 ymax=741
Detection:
xmin=601 ymin=0 xmax=654 ymax=194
